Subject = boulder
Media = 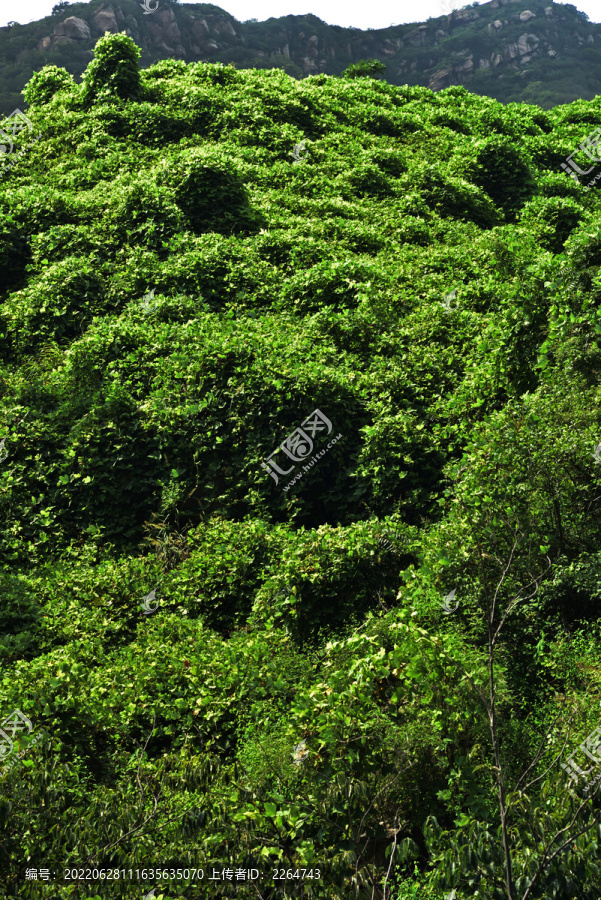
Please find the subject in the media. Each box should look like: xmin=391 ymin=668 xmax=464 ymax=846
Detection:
xmin=192 ymin=19 xmax=209 ymax=39
xmin=93 ymin=4 xmax=119 ymax=34
xmin=212 ymin=18 xmax=237 ymax=37
xmin=54 ymin=16 xmax=92 ymax=40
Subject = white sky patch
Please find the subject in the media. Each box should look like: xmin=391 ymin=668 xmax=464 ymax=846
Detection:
xmin=1 ymin=0 xmax=599 ymax=30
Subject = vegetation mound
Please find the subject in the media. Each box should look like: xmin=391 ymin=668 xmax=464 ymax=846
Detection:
xmin=1 ymin=33 xmax=601 ymax=900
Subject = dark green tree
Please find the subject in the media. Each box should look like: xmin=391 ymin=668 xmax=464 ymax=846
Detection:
xmin=343 ymin=59 xmax=387 ymax=79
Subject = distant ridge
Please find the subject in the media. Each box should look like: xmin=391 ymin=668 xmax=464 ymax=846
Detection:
xmin=0 ymin=0 xmax=600 ymax=112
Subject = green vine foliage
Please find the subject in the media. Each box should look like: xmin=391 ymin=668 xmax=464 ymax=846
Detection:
xmin=1 ymin=32 xmax=601 ymax=900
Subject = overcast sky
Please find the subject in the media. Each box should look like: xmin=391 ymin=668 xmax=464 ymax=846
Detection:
xmin=1 ymin=0 xmax=600 ymax=30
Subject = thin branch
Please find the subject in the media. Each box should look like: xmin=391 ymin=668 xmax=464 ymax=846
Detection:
xmin=135 ymin=716 xmax=157 ymax=805
xmin=382 ymin=816 xmax=399 ymax=900
xmin=515 ymin=705 xmax=578 ymax=795
xmin=520 ymin=806 xmax=600 ymax=900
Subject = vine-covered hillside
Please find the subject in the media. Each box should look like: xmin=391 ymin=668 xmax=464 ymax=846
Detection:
xmin=1 ymin=34 xmax=601 ymax=900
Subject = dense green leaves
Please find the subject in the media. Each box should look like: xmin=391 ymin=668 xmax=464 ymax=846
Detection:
xmin=23 ymin=64 xmax=76 ymax=108
xmin=80 ymin=33 xmax=142 ymax=106
xmin=0 ymin=33 xmax=601 ymax=900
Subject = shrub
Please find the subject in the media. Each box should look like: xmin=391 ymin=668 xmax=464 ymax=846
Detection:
xmin=518 ymin=196 xmax=583 ymax=253
xmin=535 ymin=170 xmax=582 ymax=200
xmin=188 ymin=61 xmax=241 ymax=86
xmin=341 ymin=162 xmax=394 ymax=198
xmin=29 ymin=224 xmax=103 ymax=267
xmin=357 ymin=108 xmax=423 ymax=138
xmin=23 ymin=66 xmax=75 ymax=107
xmin=430 ymin=111 xmax=470 ymax=133
xmin=409 ymin=165 xmax=502 ymax=229
xmin=343 ymin=59 xmax=387 ymax=80
xmin=166 ymin=150 xmax=262 ymax=235
xmin=90 ymin=103 xmax=192 ymax=145
xmin=0 ymin=210 xmax=29 ymax=297
xmin=370 ymin=148 xmax=407 ymax=177
xmin=462 ymin=137 xmax=537 ymax=220
xmin=5 ymin=185 xmax=77 ymax=235
xmin=80 ymin=33 xmax=141 ymax=106
xmin=2 ymin=256 xmax=105 ymax=354
xmin=104 ymin=178 xmax=181 ymax=251
xmin=281 ymin=257 xmax=380 ymax=313
xmin=559 ymin=102 xmax=601 ymax=126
